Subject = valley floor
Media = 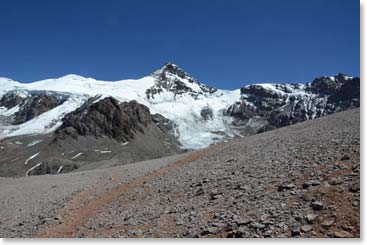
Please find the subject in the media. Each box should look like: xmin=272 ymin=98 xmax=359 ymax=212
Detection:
xmin=0 ymin=108 xmax=360 ymax=238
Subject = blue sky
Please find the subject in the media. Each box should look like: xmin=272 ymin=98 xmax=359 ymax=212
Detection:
xmin=0 ymin=0 xmax=359 ymax=89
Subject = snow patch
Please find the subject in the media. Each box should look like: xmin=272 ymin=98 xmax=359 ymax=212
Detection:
xmin=27 ymin=140 xmax=43 ymax=147
xmin=24 ymin=152 xmax=40 ymax=165
xmin=0 ymin=105 xmax=20 ymax=117
xmin=25 ymin=162 xmax=42 ymax=176
xmin=71 ymin=152 xmax=83 ymax=159
xmin=93 ymin=150 xmax=112 ymax=154
xmin=56 ymin=165 xmax=63 ymax=174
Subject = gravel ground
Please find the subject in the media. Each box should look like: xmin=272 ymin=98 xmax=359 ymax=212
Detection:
xmin=0 ymin=153 xmax=191 ymax=237
xmin=0 ymin=108 xmax=360 ymax=238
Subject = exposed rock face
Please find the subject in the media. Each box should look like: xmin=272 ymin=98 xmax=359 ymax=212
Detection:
xmin=326 ymin=75 xmax=360 ymax=104
xmin=307 ymin=76 xmax=343 ymax=94
xmin=146 ymin=63 xmax=217 ymax=99
xmin=152 ymin=113 xmax=177 ymax=135
xmin=0 ymin=92 xmax=24 ymax=109
xmin=13 ymin=94 xmax=65 ymax=125
xmin=0 ymin=91 xmax=66 ymax=125
xmin=55 ymin=96 xmax=177 ymax=143
xmin=226 ymin=75 xmax=360 ymax=135
xmin=55 ymin=97 xmax=150 ymax=141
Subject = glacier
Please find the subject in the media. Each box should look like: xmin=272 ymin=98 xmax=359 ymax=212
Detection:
xmin=0 ymin=65 xmax=242 ymax=149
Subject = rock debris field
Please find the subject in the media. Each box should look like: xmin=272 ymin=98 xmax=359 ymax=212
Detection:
xmin=0 ymin=108 xmax=360 ymax=238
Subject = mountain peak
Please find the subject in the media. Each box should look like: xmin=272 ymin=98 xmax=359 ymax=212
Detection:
xmin=147 ymin=63 xmax=217 ymax=99
xmin=162 ymin=62 xmax=179 ymax=68
xmin=153 ymin=62 xmax=187 ymax=79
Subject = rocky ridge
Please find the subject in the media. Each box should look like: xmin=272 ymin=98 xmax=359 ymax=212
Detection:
xmin=226 ymin=73 xmax=359 ymax=135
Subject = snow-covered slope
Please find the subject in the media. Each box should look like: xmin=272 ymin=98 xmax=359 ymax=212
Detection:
xmin=0 ymin=94 xmax=88 ymax=139
xmin=0 ymin=64 xmax=360 ymax=149
xmin=0 ymin=64 xmax=241 ymax=149
xmin=0 ymin=78 xmax=23 ymax=95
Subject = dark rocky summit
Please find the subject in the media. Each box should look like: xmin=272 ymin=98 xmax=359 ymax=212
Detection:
xmin=146 ymin=63 xmax=217 ymax=99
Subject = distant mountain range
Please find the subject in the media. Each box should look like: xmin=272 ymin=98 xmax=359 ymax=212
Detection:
xmin=0 ymin=63 xmax=360 ymax=176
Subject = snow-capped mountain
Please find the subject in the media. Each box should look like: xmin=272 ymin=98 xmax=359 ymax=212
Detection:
xmin=0 ymin=63 xmax=360 ymax=150
xmin=0 ymin=63 xmax=241 ymax=149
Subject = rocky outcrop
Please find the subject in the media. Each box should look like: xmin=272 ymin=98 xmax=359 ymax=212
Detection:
xmin=0 ymin=92 xmax=24 ymax=109
xmin=0 ymin=91 xmax=66 ymax=125
xmin=226 ymin=75 xmax=360 ymax=135
xmin=55 ymin=96 xmax=178 ymax=144
xmin=152 ymin=113 xmax=177 ymax=135
xmin=55 ymin=97 xmax=152 ymax=142
xmin=146 ymin=63 xmax=217 ymax=99
xmin=13 ymin=94 xmax=65 ymax=125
